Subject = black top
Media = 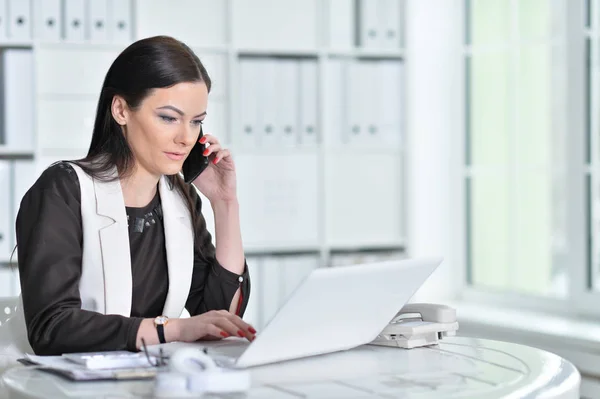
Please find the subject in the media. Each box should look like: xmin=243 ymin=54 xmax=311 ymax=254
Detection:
xmin=15 ymin=162 xmax=250 ymax=356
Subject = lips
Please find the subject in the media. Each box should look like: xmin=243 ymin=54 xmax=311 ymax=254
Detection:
xmin=165 ymin=152 xmax=186 ymax=161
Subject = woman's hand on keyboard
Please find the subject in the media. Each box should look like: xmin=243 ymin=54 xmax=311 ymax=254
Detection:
xmin=173 ymin=310 xmax=257 ymax=343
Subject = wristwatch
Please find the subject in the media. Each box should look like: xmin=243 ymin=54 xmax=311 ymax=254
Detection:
xmin=154 ymin=315 xmax=169 ymax=344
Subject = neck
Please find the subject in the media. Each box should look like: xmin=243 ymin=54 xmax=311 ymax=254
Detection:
xmin=120 ymin=165 xmax=160 ymax=208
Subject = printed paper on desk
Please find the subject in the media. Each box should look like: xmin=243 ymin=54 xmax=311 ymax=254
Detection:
xmin=20 ymin=354 xmax=158 ymax=381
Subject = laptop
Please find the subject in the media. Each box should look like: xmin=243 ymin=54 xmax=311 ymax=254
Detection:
xmin=149 ymin=257 xmax=443 ymax=368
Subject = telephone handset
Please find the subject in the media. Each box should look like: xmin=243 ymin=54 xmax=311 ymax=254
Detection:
xmin=181 ymin=126 xmax=210 ymax=184
xmin=370 ymin=303 xmax=459 ymax=349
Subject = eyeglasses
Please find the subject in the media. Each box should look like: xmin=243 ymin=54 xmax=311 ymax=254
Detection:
xmin=139 ymin=338 xmax=211 ymax=368
xmin=140 ymin=338 xmax=167 ymax=367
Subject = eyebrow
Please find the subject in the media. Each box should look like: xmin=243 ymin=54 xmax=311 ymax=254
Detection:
xmin=157 ymin=105 xmax=207 ymax=118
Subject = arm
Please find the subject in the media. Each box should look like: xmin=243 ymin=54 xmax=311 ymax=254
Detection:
xmin=16 ymin=164 xmax=143 ymax=355
xmin=184 ymin=187 xmax=251 ymax=317
xmin=213 ymin=199 xmax=245 ymax=313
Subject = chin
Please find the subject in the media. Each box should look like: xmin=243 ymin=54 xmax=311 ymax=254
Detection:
xmin=159 ymin=161 xmax=184 ymax=177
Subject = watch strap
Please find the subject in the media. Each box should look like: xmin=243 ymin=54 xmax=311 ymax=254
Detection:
xmin=156 ymin=323 xmax=166 ymax=344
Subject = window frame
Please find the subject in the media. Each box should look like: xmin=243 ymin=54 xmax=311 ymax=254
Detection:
xmin=461 ymin=0 xmax=595 ymax=317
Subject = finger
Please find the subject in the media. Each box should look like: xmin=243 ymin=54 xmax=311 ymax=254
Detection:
xmin=207 ymin=311 xmax=254 ymax=341
xmin=199 ymin=133 xmax=220 ymax=145
xmin=209 ymin=311 xmax=254 ymax=339
xmin=203 ymin=324 xmax=231 ymax=339
xmin=214 ymin=317 xmax=249 ymax=340
xmin=220 ymin=313 xmax=256 ymax=341
xmin=212 ymin=149 xmax=231 ymax=165
xmin=202 ymin=143 xmax=222 ymax=158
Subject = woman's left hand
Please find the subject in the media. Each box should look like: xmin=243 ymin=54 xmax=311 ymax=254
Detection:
xmin=192 ymin=133 xmax=237 ymax=203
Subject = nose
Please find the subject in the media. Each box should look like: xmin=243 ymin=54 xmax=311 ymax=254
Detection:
xmin=176 ymin=124 xmax=198 ymax=147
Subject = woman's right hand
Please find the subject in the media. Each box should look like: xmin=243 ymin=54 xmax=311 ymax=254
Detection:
xmin=172 ymin=310 xmax=257 ymax=343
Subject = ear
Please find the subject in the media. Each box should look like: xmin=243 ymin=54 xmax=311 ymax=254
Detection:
xmin=111 ymin=95 xmax=129 ymax=126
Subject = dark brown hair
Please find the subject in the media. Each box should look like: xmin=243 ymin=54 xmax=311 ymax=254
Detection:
xmin=74 ymin=35 xmax=212 ymax=230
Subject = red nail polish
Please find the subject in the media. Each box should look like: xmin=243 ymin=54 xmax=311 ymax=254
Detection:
xmin=237 ymin=330 xmax=244 ymax=337
xmin=213 ymin=158 xmax=218 ymax=164
xmin=203 ymin=149 xmax=209 ymax=156
xmin=248 ymin=327 xmax=256 ymax=334
xmin=220 ymin=331 xmax=229 ymax=338
xmin=199 ymin=137 xmax=206 ymax=144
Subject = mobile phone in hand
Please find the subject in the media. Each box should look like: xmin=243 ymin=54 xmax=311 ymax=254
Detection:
xmin=182 ymin=126 xmax=210 ymax=183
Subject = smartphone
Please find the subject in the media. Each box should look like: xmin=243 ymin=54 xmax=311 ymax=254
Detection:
xmin=182 ymin=126 xmax=210 ymax=183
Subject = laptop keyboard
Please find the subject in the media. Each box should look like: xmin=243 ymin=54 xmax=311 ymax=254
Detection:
xmin=205 ymin=340 xmax=249 ymax=358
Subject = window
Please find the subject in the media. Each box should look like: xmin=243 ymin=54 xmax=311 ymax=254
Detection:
xmin=464 ymin=0 xmax=572 ymax=300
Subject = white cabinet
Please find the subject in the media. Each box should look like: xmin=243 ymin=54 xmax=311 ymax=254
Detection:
xmin=237 ymin=153 xmax=320 ymax=249
xmin=135 ymin=0 xmax=227 ymax=47
xmin=0 ymin=161 xmax=10 ymax=262
xmin=36 ymin=47 xmax=119 ymax=96
xmin=326 ymin=151 xmax=403 ymax=247
xmin=232 ymin=0 xmax=319 ymax=50
xmin=37 ymin=98 xmax=96 ymax=151
xmin=197 ymin=53 xmax=228 ymax=100
xmin=0 ymin=2 xmax=406 ymax=328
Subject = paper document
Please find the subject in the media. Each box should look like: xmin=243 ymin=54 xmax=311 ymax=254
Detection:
xmin=20 ymin=353 xmax=159 ymax=381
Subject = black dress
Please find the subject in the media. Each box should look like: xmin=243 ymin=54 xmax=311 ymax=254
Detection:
xmin=15 ymin=162 xmax=250 ymax=356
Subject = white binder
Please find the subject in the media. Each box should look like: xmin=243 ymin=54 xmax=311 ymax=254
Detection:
xmin=108 ymin=0 xmax=131 ymax=42
xmin=64 ymin=0 xmax=86 ymax=42
xmin=3 ymin=49 xmax=34 ymax=151
xmin=7 ymin=0 xmax=31 ymax=41
xmin=0 ymin=162 xmax=9 ymax=262
xmin=0 ymin=0 xmax=8 ymax=41
xmin=358 ymin=0 xmax=381 ymax=48
xmin=378 ymin=60 xmax=403 ymax=146
xmin=32 ymin=0 xmax=61 ymax=42
xmin=238 ymin=59 xmax=261 ymax=149
xmin=346 ymin=60 xmax=365 ymax=145
xmin=324 ymin=59 xmax=345 ymax=147
xmin=88 ymin=0 xmax=109 ymax=43
xmin=259 ymin=59 xmax=278 ymax=148
xmin=380 ymin=0 xmax=402 ymax=48
xmin=361 ymin=60 xmax=381 ymax=147
xmin=299 ymin=59 xmax=318 ymax=146
xmin=277 ymin=59 xmax=299 ymax=148
xmin=328 ymin=0 xmax=354 ymax=49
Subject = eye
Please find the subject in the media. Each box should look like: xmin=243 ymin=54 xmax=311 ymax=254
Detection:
xmin=159 ymin=115 xmax=177 ymax=123
xmin=192 ymin=119 xmax=204 ymax=126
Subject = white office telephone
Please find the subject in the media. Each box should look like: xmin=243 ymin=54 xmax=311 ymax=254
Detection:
xmin=370 ymin=303 xmax=459 ymax=349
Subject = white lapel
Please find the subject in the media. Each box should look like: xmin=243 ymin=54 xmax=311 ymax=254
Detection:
xmin=158 ymin=176 xmax=195 ymax=318
xmin=93 ymin=168 xmax=132 ymax=317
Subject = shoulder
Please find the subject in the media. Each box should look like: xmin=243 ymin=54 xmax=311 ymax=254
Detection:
xmin=27 ymin=161 xmax=81 ymax=205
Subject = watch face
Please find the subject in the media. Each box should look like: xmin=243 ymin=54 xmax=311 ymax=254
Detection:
xmin=155 ymin=315 xmax=168 ymax=325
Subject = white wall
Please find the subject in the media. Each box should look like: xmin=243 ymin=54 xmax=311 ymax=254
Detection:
xmin=405 ymin=0 xmax=465 ymax=302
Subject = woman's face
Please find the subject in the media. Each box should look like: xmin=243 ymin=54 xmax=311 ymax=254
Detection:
xmin=114 ymin=81 xmax=209 ymax=178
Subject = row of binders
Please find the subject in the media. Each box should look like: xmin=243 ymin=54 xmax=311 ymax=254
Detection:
xmin=237 ymin=57 xmax=404 ymax=149
xmin=0 ymin=0 xmax=132 ymax=43
xmin=327 ymin=58 xmax=404 ymax=147
xmin=0 ymin=160 xmax=37 ymax=263
xmin=0 ymin=49 xmax=33 ymax=151
xmin=329 ymin=0 xmax=404 ymax=49
xmin=238 ymin=57 xmax=318 ymax=149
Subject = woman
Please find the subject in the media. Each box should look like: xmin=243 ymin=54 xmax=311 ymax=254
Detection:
xmin=12 ymin=35 xmax=255 ymax=356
